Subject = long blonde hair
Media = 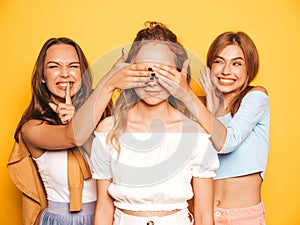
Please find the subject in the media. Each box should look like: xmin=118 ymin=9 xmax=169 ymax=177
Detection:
xmin=107 ymin=21 xmax=191 ymax=152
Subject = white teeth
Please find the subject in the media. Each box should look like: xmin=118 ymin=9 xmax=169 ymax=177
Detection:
xmin=219 ymin=78 xmax=234 ymax=83
xmin=57 ymin=82 xmax=68 ymax=87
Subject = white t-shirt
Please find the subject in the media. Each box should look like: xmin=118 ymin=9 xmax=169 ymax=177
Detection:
xmin=90 ymin=132 xmax=219 ymax=211
xmin=33 ymin=150 xmax=97 ymax=203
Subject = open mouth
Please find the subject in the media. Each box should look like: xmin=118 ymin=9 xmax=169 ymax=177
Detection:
xmin=218 ymin=77 xmax=236 ymax=86
xmin=56 ymin=81 xmax=74 ymax=88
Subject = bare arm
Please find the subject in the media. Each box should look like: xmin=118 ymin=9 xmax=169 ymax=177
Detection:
xmin=21 ymin=54 xmax=151 ymax=153
xmin=94 ymin=179 xmax=115 ymax=225
xmin=183 ymin=90 xmax=227 ymax=150
xmin=192 ymin=177 xmax=214 ymax=225
xmin=153 ymin=63 xmax=227 ymax=150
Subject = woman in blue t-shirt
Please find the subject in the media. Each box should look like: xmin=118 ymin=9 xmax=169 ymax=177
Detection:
xmin=154 ymin=31 xmax=270 ymax=225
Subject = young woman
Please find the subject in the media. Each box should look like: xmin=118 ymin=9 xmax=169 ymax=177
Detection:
xmin=90 ymin=22 xmax=219 ymax=225
xmin=8 ymin=37 xmax=153 ymax=225
xmin=155 ymin=31 xmax=270 ymax=225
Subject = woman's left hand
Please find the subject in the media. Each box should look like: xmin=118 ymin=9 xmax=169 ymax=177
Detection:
xmin=152 ymin=59 xmax=193 ymax=101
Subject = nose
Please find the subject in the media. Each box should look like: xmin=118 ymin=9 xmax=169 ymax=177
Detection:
xmin=60 ymin=67 xmax=70 ymax=78
xmin=147 ymin=80 xmax=157 ymax=87
xmin=221 ymin=63 xmax=231 ymax=76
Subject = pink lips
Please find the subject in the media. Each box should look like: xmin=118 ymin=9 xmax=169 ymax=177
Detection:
xmin=144 ymin=90 xmax=161 ymax=97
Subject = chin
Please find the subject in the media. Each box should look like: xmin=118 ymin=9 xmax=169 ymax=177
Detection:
xmin=141 ymin=97 xmax=166 ymax=105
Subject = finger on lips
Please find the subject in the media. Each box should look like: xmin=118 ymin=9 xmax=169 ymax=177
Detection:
xmin=65 ymin=82 xmax=72 ymax=105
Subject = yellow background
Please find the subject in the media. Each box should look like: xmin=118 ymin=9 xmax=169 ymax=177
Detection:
xmin=1 ymin=0 xmax=299 ymax=224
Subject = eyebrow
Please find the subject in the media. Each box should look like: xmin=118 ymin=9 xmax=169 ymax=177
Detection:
xmin=216 ymin=56 xmax=245 ymax=61
xmin=46 ymin=61 xmax=80 ymax=65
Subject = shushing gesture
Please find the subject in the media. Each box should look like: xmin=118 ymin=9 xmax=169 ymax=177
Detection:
xmin=49 ymin=82 xmax=76 ymax=124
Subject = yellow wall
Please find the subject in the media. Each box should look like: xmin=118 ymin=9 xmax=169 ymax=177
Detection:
xmin=1 ymin=0 xmax=299 ymax=224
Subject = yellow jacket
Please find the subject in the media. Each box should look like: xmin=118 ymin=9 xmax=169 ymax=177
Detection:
xmin=7 ymin=134 xmax=92 ymax=225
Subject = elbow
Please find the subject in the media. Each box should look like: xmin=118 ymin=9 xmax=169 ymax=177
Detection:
xmin=66 ymin=121 xmax=85 ymax=147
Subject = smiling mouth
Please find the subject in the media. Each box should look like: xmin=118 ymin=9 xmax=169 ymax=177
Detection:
xmin=56 ymin=81 xmax=74 ymax=88
xmin=218 ymin=77 xmax=236 ymax=86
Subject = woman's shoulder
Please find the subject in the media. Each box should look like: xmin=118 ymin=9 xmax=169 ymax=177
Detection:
xmin=241 ymin=86 xmax=269 ymax=102
xmin=249 ymin=86 xmax=268 ymax=95
xmin=95 ymin=116 xmax=114 ymax=133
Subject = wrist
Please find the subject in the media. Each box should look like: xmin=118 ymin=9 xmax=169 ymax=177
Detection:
xmin=182 ymin=88 xmax=196 ymax=104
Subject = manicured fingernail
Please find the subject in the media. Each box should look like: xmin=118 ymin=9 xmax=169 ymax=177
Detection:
xmin=148 ymin=67 xmax=153 ymax=71
xmin=144 ymin=82 xmax=148 ymax=85
xmin=150 ymin=76 xmax=155 ymax=81
xmin=151 ymin=72 xmax=156 ymax=76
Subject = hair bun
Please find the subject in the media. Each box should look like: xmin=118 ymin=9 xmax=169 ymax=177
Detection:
xmin=144 ymin=21 xmax=164 ymax=28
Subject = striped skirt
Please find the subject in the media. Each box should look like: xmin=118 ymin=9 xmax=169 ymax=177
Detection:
xmin=39 ymin=201 xmax=96 ymax=225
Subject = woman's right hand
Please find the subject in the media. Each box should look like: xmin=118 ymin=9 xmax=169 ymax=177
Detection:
xmin=49 ymin=82 xmax=75 ymax=124
xmin=199 ymin=66 xmax=225 ymax=116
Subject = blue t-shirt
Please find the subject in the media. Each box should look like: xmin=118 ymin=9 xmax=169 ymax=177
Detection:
xmin=214 ymin=91 xmax=270 ymax=180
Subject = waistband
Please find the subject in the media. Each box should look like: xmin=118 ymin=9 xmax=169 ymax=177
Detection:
xmin=114 ymin=208 xmax=192 ymax=225
xmin=214 ymin=201 xmax=266 ymax=219
xmin=47 ymin=201 xmax=96 ymax=215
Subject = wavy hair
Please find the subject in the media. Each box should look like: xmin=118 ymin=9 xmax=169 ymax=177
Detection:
xmin=107 ymin=21 xmax=191 ymax=152
xmin=206 ymin=31 xmax=259 ymax=115
xmin=14 ymin=37 xmax=93 ymax=141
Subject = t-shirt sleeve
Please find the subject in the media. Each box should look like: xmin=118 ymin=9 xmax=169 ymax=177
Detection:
xmin=90 ymin=132 xmax=112 ymax=180
xmin=219 ymin=91 xmax=270 ymax=154
xmin=191 ymin=134 xmax=219 ymax=178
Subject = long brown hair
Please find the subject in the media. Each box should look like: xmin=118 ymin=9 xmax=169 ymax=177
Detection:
xmin=206 ymin=31 xmax=259 ymax=115
xmin=14 ymin=37 xmax=93 ymax=142
xmin=107 ymin=21 xmax=191 ymax=152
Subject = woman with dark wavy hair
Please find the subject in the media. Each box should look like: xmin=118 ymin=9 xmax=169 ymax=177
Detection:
xmin=9 ymin=37 xmax=152 ymax=225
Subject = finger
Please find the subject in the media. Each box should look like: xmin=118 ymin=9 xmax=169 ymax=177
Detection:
xmin=200 ymin=67 xmax=212 ymax=88
xmin=121 ymin=48 xmax=128 ymax=63
xmin=205 ymin=66 xmax=218 ymax=87
xmin=205 ymin=66 xmax=213 ymax=84
xmin=57 ymin=108 xmax=75 ymax=116
xmin=152 ymin=67 xmax=177 ymax=81
xmin=133 ymin=76 xmax=151 ymax=83
xmin=65 ymin=82 xmax=72 ymax=105
xmin=60 ymin=116 xmax=69 ymax=124
xmin=49 ymin=102 xmax=58 ymax=112
xmin=199 ymin=73 xmax=210 ymax=95
xmin=157 ymin=74 xmax=176 ymax=90
xmin=129 ymin=63 xmax=151 ymax=72
xmin=199 ymin=76 xmax=205 ymax=89
xmin=199 ymin=71 xmax=209 ymax=89
xmin=181 ymin=58 xmax=190 ymax=77
xmin=129 ymin=70 xmax=152 ymax=77
xmin=114 ymin=49 xmax=127 ymax=65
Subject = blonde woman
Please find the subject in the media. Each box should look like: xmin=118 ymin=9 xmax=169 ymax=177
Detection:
xmin=90 ymin=22 xmax=219 ymax=225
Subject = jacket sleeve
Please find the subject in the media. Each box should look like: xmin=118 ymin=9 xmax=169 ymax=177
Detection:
xmin=7 ymin=134 xmax=47 ymax=225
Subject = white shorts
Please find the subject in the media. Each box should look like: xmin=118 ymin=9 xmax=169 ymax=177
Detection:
xmin=113 ymin=208 xmax=193 ymax=225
